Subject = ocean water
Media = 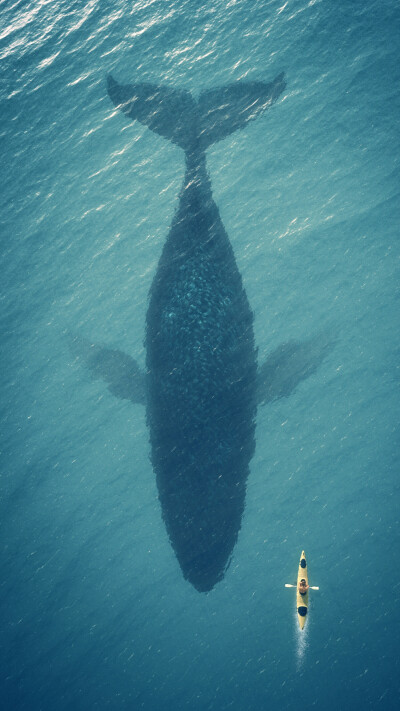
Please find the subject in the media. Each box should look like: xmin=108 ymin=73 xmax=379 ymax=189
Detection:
xmin=1 ymin=0 xmax=399 ymax=709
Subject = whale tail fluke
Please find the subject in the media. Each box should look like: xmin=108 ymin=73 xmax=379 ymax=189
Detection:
xmin=107 ymin=75 xmax=197 ymax=151
xmin=107 ymin=72 xmax=286 ymax=152
xmin=198 ymin=71 xmax=286 ymax=150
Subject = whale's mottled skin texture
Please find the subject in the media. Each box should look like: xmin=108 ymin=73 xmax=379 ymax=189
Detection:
xmin=145 ymin=152 xmax=257 ymax=591
xmin=106 ymin=72 xmax=286 ymax=591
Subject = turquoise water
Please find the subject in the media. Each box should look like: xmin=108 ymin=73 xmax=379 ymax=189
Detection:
xmin=1 ymin=1 xmax=399 ymax=709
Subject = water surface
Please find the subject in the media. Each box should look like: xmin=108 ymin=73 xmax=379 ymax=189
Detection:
xmin=1 ymin=1 xmax=399 ymax=709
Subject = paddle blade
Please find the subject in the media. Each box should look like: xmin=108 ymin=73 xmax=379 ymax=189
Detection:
xmin=285 ymin=584 xmax=296 ymax=588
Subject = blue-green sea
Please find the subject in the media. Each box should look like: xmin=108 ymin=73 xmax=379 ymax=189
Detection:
xmin=1 ymin=1 xmax=399 ymax=709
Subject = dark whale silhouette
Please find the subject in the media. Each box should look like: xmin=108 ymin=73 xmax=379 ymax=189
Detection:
xmin=71 ymin=72 xmax=332 ymax=592
xmin=106 ymin=72 xmax=285 ymax=592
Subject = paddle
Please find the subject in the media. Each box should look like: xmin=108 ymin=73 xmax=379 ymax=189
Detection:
xmin=285 ymin=584 xmax=319 ymax=590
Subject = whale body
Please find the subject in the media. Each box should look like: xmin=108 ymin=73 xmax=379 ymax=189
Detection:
xmin=146 ymin=158 xmax=256 ymax=591
xmin=145 ymin=133 xmax=259 ymax=593
xmin=106 ymin=72 xmax=286 ymax=591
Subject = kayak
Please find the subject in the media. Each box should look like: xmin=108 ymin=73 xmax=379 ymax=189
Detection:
xmin=285 ymin=551 xmax=319 ymax=628
xmin=296 ymin=550 xmax=309 ymax=629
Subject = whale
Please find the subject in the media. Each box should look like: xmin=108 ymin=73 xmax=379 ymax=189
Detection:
xmin=71 ymin=71 xmax=332 ymax=592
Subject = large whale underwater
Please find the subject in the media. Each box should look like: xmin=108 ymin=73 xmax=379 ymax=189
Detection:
xmin=72 ymin=71 xmax=331 ymax=592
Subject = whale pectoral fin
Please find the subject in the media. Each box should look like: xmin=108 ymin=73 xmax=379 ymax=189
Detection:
xmin=69 ymin=335 xmax=146 ymax=405
xmin=198 ymin=72 xmax=286 ymax=150
xmin=257 ymin=334 xmax=333 ymax=406
xmin=107 ymin=74 xmax=197 ymax=150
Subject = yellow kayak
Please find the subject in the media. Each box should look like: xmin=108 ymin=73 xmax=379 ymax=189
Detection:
xmin=285 ymin=551 xmax=318 ymax=628
xmin=296 ymin=550 xmax=309 ymax=629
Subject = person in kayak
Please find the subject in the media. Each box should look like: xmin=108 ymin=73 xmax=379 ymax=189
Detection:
xmin=299 ymin=579 xmax=309 ymax=595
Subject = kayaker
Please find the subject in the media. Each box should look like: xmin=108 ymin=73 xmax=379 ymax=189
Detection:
xmin=299 ymin=579 xmax=309 ymax=595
